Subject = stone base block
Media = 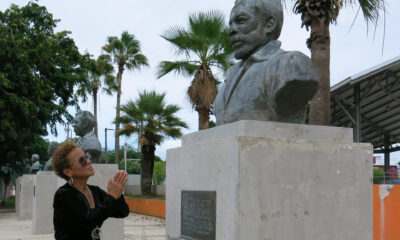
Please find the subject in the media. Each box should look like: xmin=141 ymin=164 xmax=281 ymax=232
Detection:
xmin=166 ymin=120 xmax=373 ymax=240
xmin=89 ymin=164 xmax=124 ymax=240
xmin=19 ymin=174 xmax=34 ymax=219
xmin=32 ymin=171 xmax=59 ymax=234
xmin=15 ymin=177 xmax=21 ymax=215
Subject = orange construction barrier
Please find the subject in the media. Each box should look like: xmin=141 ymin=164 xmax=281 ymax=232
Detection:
xmin=125 ymin=198 xmax=165 ymax=218
xmin=373 ymin=184 xmax=400 ymax=240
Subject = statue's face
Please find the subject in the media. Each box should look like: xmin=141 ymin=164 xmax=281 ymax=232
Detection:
xmin=229 ymin=2 xmax=268 ymax=60
xmin=73 ymin=116 xmax=86 ymax=137
xmin=31 ymin=154 xmax=39 ymax=162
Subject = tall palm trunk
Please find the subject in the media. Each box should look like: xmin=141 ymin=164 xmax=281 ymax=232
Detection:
xmin=93 ymin=87 xmax=98 ymax=137
xmin=115 ymin=66 xmax=124 ymax=164
xmin=197 ymin=106 xmax=210 ymax=130
xmin=141 ymin=143 xmax=155 ymax=196
xmin=308 ymin=21 xmax=331 ymax=125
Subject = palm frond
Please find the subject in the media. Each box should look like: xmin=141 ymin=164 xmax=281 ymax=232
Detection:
xmin=117 ymin=124 xmax=138 ymax=137
xmin=126 ymin=53 xmax=149 ymax=70
xmin=156 ymin=61 xmax=198 ymax=78
xmin=189 ymin=10 xmax=227 ymax=45
xmin=115 ymin=90 xmax=188 ymax=145
xmin=160 ymin=26 xmax=198 ymax=56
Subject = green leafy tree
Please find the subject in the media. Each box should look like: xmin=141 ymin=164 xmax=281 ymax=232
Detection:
xmin=153 ymin=161 xmax=166 ymax=185
xmin=102 ymin=31 xmax=149 ymax=164
xmin=76 ymin=54 xmax=116 ymax=136
xmin=373 ymin=167 xmax=384 ymax=184
xmin=157 ymin=10 xmax=233 ymax=130
xmin=119 ymin=160 xmax=141 ymax=174
xmin=0 ymin=3 xmax=89 ymax=174
xmin=282 ymin=0 xmax=385 ymax=125
xmin=115 ymin=90 xmax=187 ymax=195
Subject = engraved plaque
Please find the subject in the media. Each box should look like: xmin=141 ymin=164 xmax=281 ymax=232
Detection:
xmin=181 ymin=191 xmax=216 ymax=240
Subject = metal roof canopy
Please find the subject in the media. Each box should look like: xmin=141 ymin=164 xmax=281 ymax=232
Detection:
xmin=330 ymin=55 xmax=400 ymax=177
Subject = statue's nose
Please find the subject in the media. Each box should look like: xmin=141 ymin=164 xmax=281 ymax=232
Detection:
xmin=229 ymin=25 xmax=237 ymax=37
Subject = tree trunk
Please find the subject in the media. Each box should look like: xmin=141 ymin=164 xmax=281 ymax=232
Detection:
xmin=308 ymin=21 xmax=331 ymax=125
xmin=197 ymin=106 xmax=210 ymax=130
xmin=1 ymin=174 xmax=10 ymax=206
xmin=140 ymin=144 xmax=155 ymax=196
xmin=93 ymin=88 xmax=98 ymax=137
xmin=115 ymin=66 xmax=124 ymax=164
xmin=1 ymin=182 xmax=6 ymax=206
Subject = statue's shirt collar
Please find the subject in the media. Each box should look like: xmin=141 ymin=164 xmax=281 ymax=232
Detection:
xmin=247 ymin=40 xmax=282 ymax=63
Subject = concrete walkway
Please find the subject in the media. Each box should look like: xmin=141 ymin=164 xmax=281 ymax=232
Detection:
xmin=0 ymin=209 xmax=166 ymax=240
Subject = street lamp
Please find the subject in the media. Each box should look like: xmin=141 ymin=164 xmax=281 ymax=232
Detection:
xmin=104 ymin=128 xmax=114 ymax=153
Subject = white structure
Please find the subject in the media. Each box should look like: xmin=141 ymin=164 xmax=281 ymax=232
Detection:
xmin=88 ymin=164 xmax=124 ymax=240
xmin=32 ymin=171 xmax=59 ymax=234
xmin=19 ymin=174 xmax=34 ymax=219
xmin=166 ymin=120 xmax=373 ymax=240
xmin=15 ymin=177 xmax=21 ymax=215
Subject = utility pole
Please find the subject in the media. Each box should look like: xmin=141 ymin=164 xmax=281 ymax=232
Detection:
xmin=124 ymin=143 xmax=127 ymax=173
xmin=65 ymin=123 xmax=70 ymax=140
xmin=104 ymin=128 xmax=114 ymax=153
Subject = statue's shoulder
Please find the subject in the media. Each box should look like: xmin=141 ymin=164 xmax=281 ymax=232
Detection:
xmin=270 ymin=50 xmax=318 ymax=81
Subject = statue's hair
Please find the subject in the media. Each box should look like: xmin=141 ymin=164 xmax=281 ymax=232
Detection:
xmin=75 ymin=111 xmax=95 ymax=128
xmin=52 ymin=141 xmax=77 ymax=181
xmin=234 ymin=0 xmax=283 ymax=40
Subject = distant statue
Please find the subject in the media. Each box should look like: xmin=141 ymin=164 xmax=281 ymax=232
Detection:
xmin=73 ymin=111 xmax=102 ymax=163
xmin=214 ymin=0 xmax=319 ymax=125
xmin=22 ymin=158 xmax=31 ymax=174
xmin=44 ymin=141 xmax=59 ymax=171
xmin=29 ymin=154 xmax=40 ymax=174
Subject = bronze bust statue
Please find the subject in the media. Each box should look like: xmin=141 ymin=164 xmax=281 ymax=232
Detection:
xmin=214 ymin=0 xmax=319 ymax=125
xmin=73 ymin=111 xmax=102 ymax=163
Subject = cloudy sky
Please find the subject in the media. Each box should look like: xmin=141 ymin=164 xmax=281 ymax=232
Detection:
xmin=1 ymin=0 xmax=400 ymax=162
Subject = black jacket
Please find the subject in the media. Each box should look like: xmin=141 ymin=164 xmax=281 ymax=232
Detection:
xmin=53 ymin=183 xmax=129 ymax=240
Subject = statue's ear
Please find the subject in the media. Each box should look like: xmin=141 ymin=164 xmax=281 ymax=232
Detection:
xmin=264 ymin=17 xmax=276 ymax=34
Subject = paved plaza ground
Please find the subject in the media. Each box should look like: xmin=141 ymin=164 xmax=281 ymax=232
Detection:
xmin=0 ymin=209 xmax=166 ymax=240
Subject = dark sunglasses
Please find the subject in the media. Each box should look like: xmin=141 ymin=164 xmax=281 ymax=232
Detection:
xmin=75 ymin=152 xmax=92 ymax=167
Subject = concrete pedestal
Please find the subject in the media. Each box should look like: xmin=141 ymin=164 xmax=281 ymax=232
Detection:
xmin=166 ymin=120 xmax=373 ymax=240
xmin=88 ymin=164 xmax=124 ymax=240
xmin=32 ymin=171 xmax=60 ymax=234
xmin=15 ymin=177 xmax=21 ymax=215
xmin=19 ymin=174 xmax=34 ymax=219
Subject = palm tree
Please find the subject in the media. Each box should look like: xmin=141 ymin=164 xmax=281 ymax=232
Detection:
xmin=115 ymin=90 xmax=188 ymax=195
xmin=282 ymin=0 xmax=385 ymax=125
xmin=102 ymin=31 xmax=149 ymax=163
xmin=157 ymin=10 xmax=233 ymax=130
xmin=77 ymin=54 xmax=116 ymax=136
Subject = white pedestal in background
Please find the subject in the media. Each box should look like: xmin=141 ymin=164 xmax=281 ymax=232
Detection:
xmin=19 ymin=174 xmax=34 ymax=219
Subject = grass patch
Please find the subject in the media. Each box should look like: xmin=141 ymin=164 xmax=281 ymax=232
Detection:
xmin=0 ymin=196 xmax=15 ymax=209
xmin=125 ymin=194 xmax=165 ymax=200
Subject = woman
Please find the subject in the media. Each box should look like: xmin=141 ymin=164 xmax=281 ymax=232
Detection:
xmin=51 ymin=141 xmax=129 ymax=240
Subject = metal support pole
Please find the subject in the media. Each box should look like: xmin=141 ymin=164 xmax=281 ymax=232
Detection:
xmin=124 ymin=143 xmax=127 ymax=173
xmin=384 ymin=135 xmax=390 ymax=182
xmin=105 ymin=128 xmax=107 ymax=153
xmin=354 ymin=85 xmax=361 ymax=142
xmin=104 ymin=128 xmax=114 ymax=154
